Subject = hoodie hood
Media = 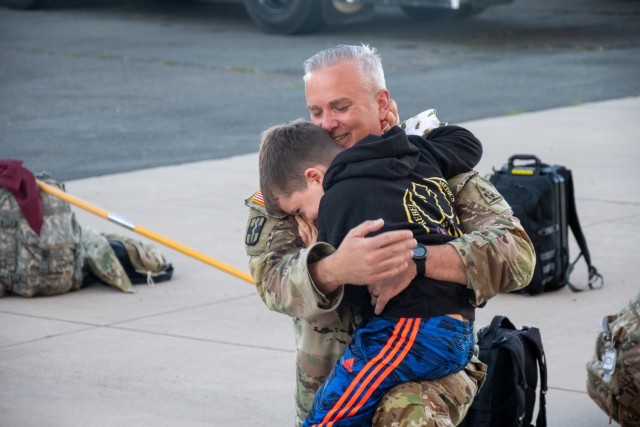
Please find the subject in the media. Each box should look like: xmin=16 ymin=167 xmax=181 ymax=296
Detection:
xmin=323 ymin=126 xmax=419 ymax=192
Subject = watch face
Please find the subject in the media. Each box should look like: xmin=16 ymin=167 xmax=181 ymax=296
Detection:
xmin=413 ymin=244 xmax=427 ymax=259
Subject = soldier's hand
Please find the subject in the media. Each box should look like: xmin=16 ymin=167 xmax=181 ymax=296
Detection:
xmin=295 ymin=215 xmax=317 ymax=247
xmin=310 ymin=219 xmax=415 ymax=295
xmin=381 ymin=99 xmax=399 ymax=132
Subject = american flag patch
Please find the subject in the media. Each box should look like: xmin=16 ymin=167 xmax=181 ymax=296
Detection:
xmin=251 ymin=191 xmax=265 ymax=207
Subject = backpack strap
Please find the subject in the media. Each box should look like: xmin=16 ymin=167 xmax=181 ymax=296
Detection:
xmin=558 ymin=168 xmax=604 ymax=292
xmin=520 ymin=327 xmax=548 ymax=427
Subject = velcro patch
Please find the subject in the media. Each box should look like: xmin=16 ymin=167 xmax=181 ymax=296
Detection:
xmin=476 ymin=181 xmax=503 ymax=205
xmin=251 ymin=191 xmax=265 ymax=207
xmin=245 ymin=215 xmax=267 ymax=246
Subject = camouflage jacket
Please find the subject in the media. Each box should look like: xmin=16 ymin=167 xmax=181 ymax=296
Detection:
xmin=244 ymin=110 xmax=535 ymax=425
xmin=587 ymin=290 xmax=640 ymax=426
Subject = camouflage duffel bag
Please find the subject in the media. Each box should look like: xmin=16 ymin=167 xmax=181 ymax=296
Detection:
xmin=103 ymin=233 xmax=174 ymax=285
xmin=586 ymin=290 xmax=640 ymax=427
xmin=0 ymin=173 xmax=84 ymax=297
xmin=82 ymin=230 xmax=174 ymax=292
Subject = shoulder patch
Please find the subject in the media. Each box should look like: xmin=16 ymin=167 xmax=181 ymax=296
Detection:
xmin=245 ymin=215 xmax=267 ymax=246
xmin=476 ymin=181 xmax=503 ymax=205
xmin=251 ymin=191 xmax=265 ymax=207
xmin=245 ymin=190 xmax=268 ymax=214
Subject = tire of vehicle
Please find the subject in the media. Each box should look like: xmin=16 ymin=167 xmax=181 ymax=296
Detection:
xmin=243 ymin=0 xmax=325 ymax=35
xmin=400 ymin=4 xmax=485 ymax=21
xmin=3 ymin=0 xmax=47 ymax=9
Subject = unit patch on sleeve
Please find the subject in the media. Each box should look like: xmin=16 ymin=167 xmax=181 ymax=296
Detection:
xmin=245 ymin=215 xmax=267 ymax=246
xmin=476 ymin=181 xmax=503 ymax=205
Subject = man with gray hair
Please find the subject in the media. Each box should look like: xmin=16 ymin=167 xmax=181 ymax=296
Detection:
xmin=244 ymin=44 xmax=535 ymax=426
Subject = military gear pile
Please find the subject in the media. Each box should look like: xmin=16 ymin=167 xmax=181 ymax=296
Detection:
xmin=103 ymin=233 xmax=173 ymax=285
xmin=460 ymin=315 xmax=547 ymax=427
xmin=83 ymin=231 xmax=174 ymax=289
xmin=587 ymin=290 xmax=640 ymax=427
xmin=81 ymin=227 xmax=135 ymax=293
xmin=0 ymin=175 xmax=84 ymax=297
xmin=490 ymin=154 xmax=604 ymax=294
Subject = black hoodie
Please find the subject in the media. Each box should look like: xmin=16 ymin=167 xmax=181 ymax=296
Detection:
xmin=317 ymin=125 xmax=482 ymax=320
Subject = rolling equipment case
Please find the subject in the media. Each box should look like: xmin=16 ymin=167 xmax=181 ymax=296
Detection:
xmin=489 ymin=154 xmax=603 ymax=294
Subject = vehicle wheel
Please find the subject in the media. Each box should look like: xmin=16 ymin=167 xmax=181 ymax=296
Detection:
xmin=330 ymin=0 xmax=366 ymax=14
xmin=243 ymin=0 xmax=325 ymax=35
xmin=400 ymin=4 xmax=485 ymax=21
xmin=322 ymin=0 xmax=374 ymax=25
xmin=3 ymin=0 xmax=47 ymax=9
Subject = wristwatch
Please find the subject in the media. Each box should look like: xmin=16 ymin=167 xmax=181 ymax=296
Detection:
xmin=412 ymin=243 xmax=428 ymax=278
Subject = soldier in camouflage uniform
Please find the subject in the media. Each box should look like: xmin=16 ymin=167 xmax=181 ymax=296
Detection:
xmin=244 ymin=44 xmax=535 ymax=427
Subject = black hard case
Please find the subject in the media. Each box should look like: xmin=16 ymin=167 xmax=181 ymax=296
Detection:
xmin=490 ymin=154 xmax=569 ymax=294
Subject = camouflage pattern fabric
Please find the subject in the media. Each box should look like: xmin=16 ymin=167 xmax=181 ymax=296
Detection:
xmin=101 ymin=233 xmax=172 ymax=283
xmin=0 ymin=176 xmax=84 ymax=297
xmin=448 ymin=171 xmax=535 ymax=306
xmin=81 ymin=226 xmax=134 ymax=293
xmin=373 ymin=364 xmax=487 ymax=427
xmin=244 ymin=111 xmax=534 ymax=426
xmin=83 ymin=230 xmax=172 ymax=290
xmin=586 ymin=290 xmax=640 ymax=427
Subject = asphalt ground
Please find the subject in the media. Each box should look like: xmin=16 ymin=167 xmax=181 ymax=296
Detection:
xmin=1 ymin=0 xmax=639 ymax=180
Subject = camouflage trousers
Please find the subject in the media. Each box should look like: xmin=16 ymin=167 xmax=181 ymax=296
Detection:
xmin=372 ymin=360 xmax=487 ymax=427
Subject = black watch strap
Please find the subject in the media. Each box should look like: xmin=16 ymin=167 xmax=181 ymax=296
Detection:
xmin=413 ymin=244 xmax=427 ymax=278
xmin=415 ymin=257 xmax=426 ymax=277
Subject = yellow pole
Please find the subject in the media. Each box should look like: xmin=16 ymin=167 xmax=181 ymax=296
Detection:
xmin=37 ymin=180 xmax=255 ymax=285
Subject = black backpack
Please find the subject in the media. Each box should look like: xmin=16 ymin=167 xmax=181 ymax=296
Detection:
xmin=489 ymin=154 xmax=603 ymax=294
xmin=459 ymin=316 xmax=548 ymax=427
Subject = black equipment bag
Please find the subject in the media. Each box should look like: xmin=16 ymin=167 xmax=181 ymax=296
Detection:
xmin=459 ymin=316 xmax=548 ymax=427
xmin=489 ymin=154 xmax=604 ymax=295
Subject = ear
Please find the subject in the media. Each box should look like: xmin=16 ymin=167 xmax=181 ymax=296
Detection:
xmin=375 ymin=89 xmax=391 ymax=122
xmin=304 ymin=166 xmax=325 ymax=185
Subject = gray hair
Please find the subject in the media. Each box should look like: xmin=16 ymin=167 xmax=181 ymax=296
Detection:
xmin=302 ymin=44 xmax=386 ymax=94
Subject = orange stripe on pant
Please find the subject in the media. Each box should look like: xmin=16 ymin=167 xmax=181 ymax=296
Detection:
xmin=316 ymin=318 xmax=421 ymax=426
xmin=316 ymin=318 xmax=411 ymax=426
xmin=346 ymin=318 xmax=422 ymax=418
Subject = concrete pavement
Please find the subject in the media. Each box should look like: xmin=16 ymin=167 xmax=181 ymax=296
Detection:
xmin=1 ymin=97 xmax=639 ymax=426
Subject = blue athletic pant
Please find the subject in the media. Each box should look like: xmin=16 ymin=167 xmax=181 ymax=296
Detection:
xmin=303 ymin=316 xmax=474 ymax=427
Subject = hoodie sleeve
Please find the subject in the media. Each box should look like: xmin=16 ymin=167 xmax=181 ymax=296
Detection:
xmin=410 ymin=125 xmax=483 ymax=179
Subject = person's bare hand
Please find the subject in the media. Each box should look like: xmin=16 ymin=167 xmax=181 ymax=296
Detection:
xmin=368 ymin=262 xmax=416 ymax=315
xmin=295 ymin=215 xmax=317 ymax=247
xmin=312 ymin=219 xmax=416 ymax=295
xmin=381 ymin=99 xmax=399 ymax=133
